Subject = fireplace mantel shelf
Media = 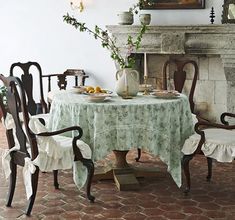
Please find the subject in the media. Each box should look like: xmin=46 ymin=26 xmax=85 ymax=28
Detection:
xmin=106 ymin=24 xmax=235 ymax=68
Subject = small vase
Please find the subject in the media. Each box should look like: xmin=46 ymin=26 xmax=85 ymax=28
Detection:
xmin=115 ymin=68 xmax=139 ymax=97
xmin=139 ymin=14 xmax=151 ymax=25
xmin=117 ymin=12 xmax=134 ymax=25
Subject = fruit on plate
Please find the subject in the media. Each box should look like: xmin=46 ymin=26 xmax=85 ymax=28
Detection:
xmin=86 ymin=86 xmax=94 ymax=92
xmin=95 ymin=86 xmax=101 ymax=93
xmin=86 ymin=86 xmax=107 ymax=94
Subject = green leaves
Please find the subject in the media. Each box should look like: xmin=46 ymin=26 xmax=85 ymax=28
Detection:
xmin=63 ymin=13 xmax=147 ymax=69
xmin=129 ymin=0 xmax=154 ymax=14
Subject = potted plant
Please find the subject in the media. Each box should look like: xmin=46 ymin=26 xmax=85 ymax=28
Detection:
xmin=0 ymin=85 xmax=7 ymax=120
xmin=118 ymin=0 xmax=154 ymax=25
xmin=63 ymin=14 xmax=147 ymax=96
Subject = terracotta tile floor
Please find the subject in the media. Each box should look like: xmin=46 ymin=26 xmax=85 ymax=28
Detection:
xmin=0 ymin=122 xmax=235 ymax=219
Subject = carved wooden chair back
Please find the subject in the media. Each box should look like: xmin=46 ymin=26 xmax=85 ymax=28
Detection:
xmin=42 ymin=69 xmax=89 ymax=92
xmin=162 ymin=59 xmax=198 ymax=113
xmin=1 ymin=75 xmax=38 ymax=159
xmin=0 ymin=74 xmax=40 ymax=215
xmin=10 ymin=62 xmax=48 ymax=114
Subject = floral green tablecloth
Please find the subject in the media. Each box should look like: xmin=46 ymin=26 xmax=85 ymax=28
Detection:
xmin=48 ymin=91 xmax=194 ymax=187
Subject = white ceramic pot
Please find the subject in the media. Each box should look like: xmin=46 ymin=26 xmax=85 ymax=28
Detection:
xmin=117 ymin=12 xmax=134 ymax=25
xmin=115 ymin=68 xmax=139 ymax=97
xmin=139 ymin=14 xmax=151 ymax=25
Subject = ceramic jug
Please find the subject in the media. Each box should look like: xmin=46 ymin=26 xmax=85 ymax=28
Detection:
xmin=115 ymin=68 xmax=139 ymax=97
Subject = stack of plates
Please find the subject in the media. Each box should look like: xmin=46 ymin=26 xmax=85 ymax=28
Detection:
xmin=151 ymin=90 xmax=180 ymax=99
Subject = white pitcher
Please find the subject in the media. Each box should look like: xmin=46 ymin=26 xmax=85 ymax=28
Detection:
xmin=115 ymin=68 xmax=139 ymax=97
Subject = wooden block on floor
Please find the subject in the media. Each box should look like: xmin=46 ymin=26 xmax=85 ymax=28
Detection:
xmin=93 ymin=168 xmax=113 ymax=181
xmin=113 ymin=169 xmax=140 ymax=191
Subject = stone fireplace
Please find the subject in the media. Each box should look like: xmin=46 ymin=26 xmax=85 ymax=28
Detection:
xmin=107 ymin=25 xmax=235 ymax=122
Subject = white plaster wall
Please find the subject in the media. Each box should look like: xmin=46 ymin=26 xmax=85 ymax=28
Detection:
xmin=0 ymin=0 xmax=224 ymax=92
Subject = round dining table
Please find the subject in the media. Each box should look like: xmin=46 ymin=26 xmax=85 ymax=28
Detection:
xmin=48 ymin=90 xmax=194 ymax=190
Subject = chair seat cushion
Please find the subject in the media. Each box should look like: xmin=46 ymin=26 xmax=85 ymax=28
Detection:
xmin=182 ymin=128 xmax=235 ymax=162
xmin=28 ymin=117 xmax=92 ymax=172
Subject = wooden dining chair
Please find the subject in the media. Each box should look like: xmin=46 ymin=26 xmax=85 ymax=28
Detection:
xmin=0 ymin=75 xmax=95 ymax=216
xmin=135 ymin=59 xmax=199 ymax=162
xmin=182 ymin=113 xmax=235 ymax=193
xmin=42 ymin=69 xmax=89 ymax=93
xmin=42 ymin=69 xmax=88 ymax=109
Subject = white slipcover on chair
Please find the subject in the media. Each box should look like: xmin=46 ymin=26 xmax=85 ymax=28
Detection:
xmin=2 ymin=114 xmax=92 ymax=199
xmin=181 ymin=113 xmax=235 ymax=193
xmin=182 ymin=128 xmax=235 ymax=163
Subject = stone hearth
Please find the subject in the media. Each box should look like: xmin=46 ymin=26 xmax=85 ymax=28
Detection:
xmin=107 ymin=25 xmax=235 ymax=122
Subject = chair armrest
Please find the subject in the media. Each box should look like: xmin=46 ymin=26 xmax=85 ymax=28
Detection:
xmin=37 ymin=126 xmax=87 ymax=161
xmin=37 ymin=126 xmax=83 ymax=139
xmin=220 ymin=112 xmax=235 ymax=125
xmin=195 ymin=121 xmax=235 ymax=131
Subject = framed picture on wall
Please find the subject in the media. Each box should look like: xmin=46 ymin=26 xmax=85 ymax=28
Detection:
xmin=143 ymin=0 xmax=205 ymax=9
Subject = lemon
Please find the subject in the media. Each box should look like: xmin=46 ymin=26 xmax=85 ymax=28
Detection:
xmin=95 ymin=86 xmax=101 ymax=92
xmin=86 ymin=86 xmax=94 ymax=92
xmin=88 ymin=89 xmax=95 ymax=93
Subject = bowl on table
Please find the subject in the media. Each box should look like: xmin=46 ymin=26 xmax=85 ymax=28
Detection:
xmin=87 ymin=93 xmax=111 ymax=102
xmin=73 ymin=86 xmax=87 ymax=93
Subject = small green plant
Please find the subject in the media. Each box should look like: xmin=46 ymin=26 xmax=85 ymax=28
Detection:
xmin=63 ymin=13 xmax=147 ymax=69
xmin=129 ymin=0 xmax=154 ymax=15
xmin=0 ymin=85 xmax=7 ymax=106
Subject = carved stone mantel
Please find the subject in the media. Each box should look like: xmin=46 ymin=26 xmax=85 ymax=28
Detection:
xmin=107 ymin=25 xmax=235 ymax=68
xmin=107 ymin=24 xmax=235 ymax=114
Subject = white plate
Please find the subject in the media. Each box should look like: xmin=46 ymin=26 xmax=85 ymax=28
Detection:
xmin=87 ymin=94 xmax=111 ymax=102
xmin=83 ymin=90 xmax=113 ymax=95
xmin=151 ymin=90 xmax=180 ymax=99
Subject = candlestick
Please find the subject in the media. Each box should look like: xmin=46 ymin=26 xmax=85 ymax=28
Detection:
xmin=143 ymin=75 xmax=149 ymax=95
xmin=144 ymin=53 xmax=148 ymax=77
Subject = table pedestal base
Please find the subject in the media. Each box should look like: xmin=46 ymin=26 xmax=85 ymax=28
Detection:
xmin=93 ymin=150 xmax=164 ymax=191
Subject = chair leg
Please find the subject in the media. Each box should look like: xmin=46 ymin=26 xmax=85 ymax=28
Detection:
xmin=182 ymin=154 xmax=193 ymax=194
xmin=53 ymin=170 xmax=59 ymax=189
xmin=82 ymin=159 xmax=95 ymax=202
xmin=206 ymin=157 xmax=212 ymax=182
xmin=25 ymin=168 xmax=39 ymax=216
xmin=6 ymin=162 xmax=17 ymax=207
xmin=135 ymin=148 xmax=141 ymax=162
